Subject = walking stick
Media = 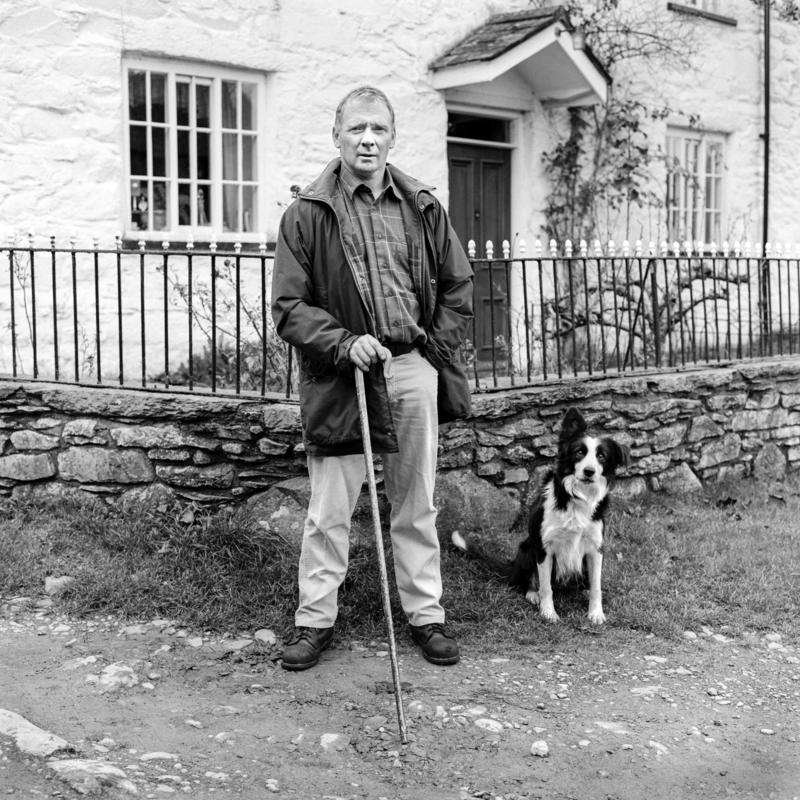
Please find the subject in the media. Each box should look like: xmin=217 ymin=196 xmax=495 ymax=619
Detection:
xmin=354 ymin=367 xmax=409 ymax=745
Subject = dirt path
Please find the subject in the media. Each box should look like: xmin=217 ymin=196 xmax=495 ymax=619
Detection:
xmin=1 ymin=596 xmax=798 ymax=800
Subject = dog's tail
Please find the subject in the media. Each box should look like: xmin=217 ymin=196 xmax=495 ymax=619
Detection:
xmin=451 ymin=531 xmax=514 ymax=577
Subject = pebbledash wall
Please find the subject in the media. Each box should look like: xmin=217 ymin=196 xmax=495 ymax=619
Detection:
xmin=1 ymin=359 xmax=799 ymax=534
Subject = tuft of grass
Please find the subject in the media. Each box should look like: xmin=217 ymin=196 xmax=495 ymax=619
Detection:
xmin=1 ymin=474 xmax=799 ymax=646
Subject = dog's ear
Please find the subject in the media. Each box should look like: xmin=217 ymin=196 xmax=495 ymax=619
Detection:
xmin=560 ymin=407 xmax=587 ymax=439
xmin=604 ymin=440 xmax=630 ymax=472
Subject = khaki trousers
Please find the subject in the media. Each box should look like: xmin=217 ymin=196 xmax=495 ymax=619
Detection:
xmin=295 ymin=350 xmax=443 ymax=628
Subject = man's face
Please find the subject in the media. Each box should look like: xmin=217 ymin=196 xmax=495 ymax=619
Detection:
xmin=333 ymin=96 xmax=396 ymax=185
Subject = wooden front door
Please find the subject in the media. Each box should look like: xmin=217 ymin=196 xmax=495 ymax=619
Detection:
xmin=448 ymin=142 xmax=511 ymax=364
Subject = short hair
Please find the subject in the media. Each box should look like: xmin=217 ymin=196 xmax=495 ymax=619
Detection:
xmin=333 ymin=86 xmax=396 ymax=134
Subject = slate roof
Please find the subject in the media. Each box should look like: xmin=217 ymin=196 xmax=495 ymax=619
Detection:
xmin=430 ymin=6 xmax=567 ymax=70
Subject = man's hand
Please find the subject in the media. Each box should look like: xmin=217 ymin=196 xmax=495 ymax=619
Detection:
xmin=348 ymin=335 xmax=391 ymax=372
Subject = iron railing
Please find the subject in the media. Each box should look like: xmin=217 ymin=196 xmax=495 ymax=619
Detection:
xmin=2 ymin=236 xmax=800 ymax=398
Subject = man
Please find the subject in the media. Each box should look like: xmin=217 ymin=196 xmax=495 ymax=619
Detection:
xmin=271 ymin=86 xmax=473 ymax=671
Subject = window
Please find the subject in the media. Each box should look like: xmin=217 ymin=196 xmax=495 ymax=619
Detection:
xmin=124 ymin=57 xmax=266 ymax=239
xmin=665 ymin=129 xmax=725 ymax=246
xmin=666 ymin=1 xmax=737 ymax=25
xmin=684 ymin=0 xmax=719 ymax=11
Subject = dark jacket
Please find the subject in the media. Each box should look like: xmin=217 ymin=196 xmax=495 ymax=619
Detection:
xmin=271 ymin=158 xmax=473 ymax=457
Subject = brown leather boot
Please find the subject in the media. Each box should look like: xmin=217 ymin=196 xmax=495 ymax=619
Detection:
xmin=409 ymin=622 xmax=460 ymax=666
xmin=280 ymin=626 xmax=334 ymax=671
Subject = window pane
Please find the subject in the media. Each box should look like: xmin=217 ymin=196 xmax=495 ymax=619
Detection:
xmin=129 ymin=125 xmax=147 ymax=175
xmin=242 ymin=186 xmax=256 ymax=232
xmin=241 ymin=83 xmax=256 ymax=130
xmin=198 ymin=184 xmax=211 ymax=225
xmin=153 ymin=181 xmax=168 ymax=230
xmin=131 ymin=180 xmax=149 ymax=230
xmin=223 ymin=133 xmax=238 ymax=180
xmin=223 ymin=184 xmax=239 ymax=231
xmin=152 ymin=127 xmax=166 ymax=177
xmin=178 ymin=183 xmax=191 ymax=225
xmin=196 ymin=83 xmax=210 ymax=128
xmin=151 ymin=73 xmax=166 ymax=123
xmin=222 ymin=81 xmax=237 ymax=128
xmin=177 ymin=81 xmax=190 ymax=126
xmin=242 ymin=135 xmax=255 ymax=181
xmin=197 ymin=132 xmax=210 ymax=180
xmin=177 ymin=130 xmax=190 ymax=179
xmin=128 ymin=71 xmax=147 ymax=121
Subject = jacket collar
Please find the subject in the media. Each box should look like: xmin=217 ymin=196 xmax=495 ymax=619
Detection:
xmin=300 ymin=158 xmax=436 ymax=209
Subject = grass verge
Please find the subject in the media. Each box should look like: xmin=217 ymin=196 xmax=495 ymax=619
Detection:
xmin=1 ymin=475 xmax=798 ymax=647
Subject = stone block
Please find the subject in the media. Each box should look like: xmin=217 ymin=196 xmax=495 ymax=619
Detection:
xmin=257 ymin=437 xmax=290 ymax=455
xmin=697 ymin=434 xmax=742 ymax=469
xmin=501 ymin=467 xmax=529 ymax=485
xmin=434 ymin=470 xmax=521 ymax=535
xmin=655 ymin=462 xmax=702 ymax=494
xmin=687 ymin=415 xmax=723 ymax=442
xmin=10 ymin=430 xmax=59 ymax=450
xmin=731 ymin=408 xmax=794 ymax=431
xmin=58 ymin=447 xmax=154 ymax=483
xmin=111 ymin=424 xmax=216 ymax=450
xmin=62 ymin=418 xmax=106 ymax=444
xmin=155 ymin=463 xmax=235 ymax=488
xmin=753 ymin=443 xmax=787 ymax=480
xmin=0 ymin=453 xmax=56 ymax=481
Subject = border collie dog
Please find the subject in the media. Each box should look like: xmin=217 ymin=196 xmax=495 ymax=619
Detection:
xmin=452 ymin=408 xmax=629 ymax=625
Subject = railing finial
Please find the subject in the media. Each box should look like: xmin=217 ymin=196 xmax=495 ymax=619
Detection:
xmin=467 ymin=239 xmax=476 ymax=258
xmin=485 ymin=240 xmax=494 ymax=259
xmin=518 ymin=238 xmax=526 ymax=257
xmin=502 ymin=239 xmax=510 ymax=259
xmin=579 ymin=239 xmax=588 ymax=257
xmin=548 ymin=238 xmax=557 ymax=258
xmin=564 ymin=239 xmax=573 ymax=258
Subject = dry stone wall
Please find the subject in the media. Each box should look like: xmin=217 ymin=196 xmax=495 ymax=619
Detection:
xmin=1 ymin=358 xmax=799 ymax=534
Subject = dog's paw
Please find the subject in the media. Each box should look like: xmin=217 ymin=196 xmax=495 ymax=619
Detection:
xmin=524 ymin=589 xmax=540 ymax=607
xmin=539 ymin=604 xmax=560 ymax=623
xmin=588 ymin=609 xmax=606 ymax=625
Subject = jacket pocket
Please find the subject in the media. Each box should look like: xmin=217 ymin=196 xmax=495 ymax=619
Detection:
xmin=299 ymin=372 xmax=360 ymax=447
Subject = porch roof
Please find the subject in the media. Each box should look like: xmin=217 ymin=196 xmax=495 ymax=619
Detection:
xmin=430 ymin=6 xmax=610 ymax=108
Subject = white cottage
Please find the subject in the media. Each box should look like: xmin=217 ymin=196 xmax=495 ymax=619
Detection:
xmin=1 ymin=0 xmax=799 ymax=382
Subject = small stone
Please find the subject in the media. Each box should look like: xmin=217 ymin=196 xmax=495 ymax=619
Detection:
xmin=760 ymin=728 xmax=776 ymax=736
xmin=265 ymin=779 xmax=280 ymax=792
xmin=184 ymin=719 xmax=203 ymax=728
xmin=254 ymin=628 xmax=277 ymax=646
xmin=186 ymin=637 xmax=204 ymax=648
xmin=644 ymin=655 xmax=666 ymax=663
xmin=682 ymin=631 xmax=698 ymax=641
xmin=44 ymin=576 xmax=75 ymax=596
xmin=530 ymin=740 xmax=549 ymax=757
xmin=474 ymin=718 xmax=504 ymax=733
xmin=140 ymin=752 xmax=178 ymax=762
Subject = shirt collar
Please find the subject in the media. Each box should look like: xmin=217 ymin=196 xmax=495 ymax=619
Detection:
xmin=338 ymin=163 xmax=398 ymax=201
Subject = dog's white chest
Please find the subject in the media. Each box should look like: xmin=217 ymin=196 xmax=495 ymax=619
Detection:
xmin=541 ymin=488 xmax=603 ymax=577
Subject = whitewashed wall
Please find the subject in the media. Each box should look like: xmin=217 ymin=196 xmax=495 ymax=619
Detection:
xmin=1 ymin=0 xmax=797 ymax=248
xmin=1 ymin=0 xmax=799 ymax=382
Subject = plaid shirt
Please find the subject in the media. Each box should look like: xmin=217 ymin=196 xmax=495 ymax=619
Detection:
xmin=338 ymin=166 xmax=424 ymax=345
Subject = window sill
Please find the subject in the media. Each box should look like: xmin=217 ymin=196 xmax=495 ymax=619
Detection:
xmin=667 ymin=3 xmax=738 ymax=26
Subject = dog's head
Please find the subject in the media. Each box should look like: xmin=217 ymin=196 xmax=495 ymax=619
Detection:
xmin=556 ymin=408 xmax=630 ymax=492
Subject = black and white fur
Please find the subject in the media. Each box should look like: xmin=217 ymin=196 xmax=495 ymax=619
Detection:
xmin=452 ymin=408 xmax=629 ymax=625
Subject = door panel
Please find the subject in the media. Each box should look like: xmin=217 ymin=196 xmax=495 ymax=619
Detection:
xmin=448 ymin=142 xmax=511 ymax=365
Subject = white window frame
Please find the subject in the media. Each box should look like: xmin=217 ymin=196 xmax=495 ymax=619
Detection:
xmin=683 ymin=0 xmax=720 ymax=11
xmin=665 ymin=128 xmax=726 ymax=247
xmin=122 ymin=54 xmax=269 ymax=243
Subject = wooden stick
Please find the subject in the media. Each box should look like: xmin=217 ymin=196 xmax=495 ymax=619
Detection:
xmin=354 ymin=368 xmax=408 ymax=744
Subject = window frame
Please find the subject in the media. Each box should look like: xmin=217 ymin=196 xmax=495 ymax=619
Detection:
xmin=121 ymin=54 xmax=269 ymax=245
xmin=666 ymin=2 xmax=738 ymax=27
xmin=664 ymin=128 xmax=727 ymax=248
